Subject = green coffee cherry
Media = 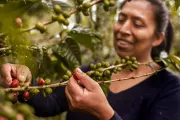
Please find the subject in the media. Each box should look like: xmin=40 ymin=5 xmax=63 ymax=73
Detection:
xmin=63 ymin=19 xmax=70 ymax=26
xmin=104 ymin=62 xmax=110 ymax=67
xmin=82 ymin=2 xmax=91 ymax=9
xmin=66 ymin=70 xmax=72 ymax=77
xmin=17 ymin=104 xmax=34 ymax=116
xmin=131 ymin=64 xmax=138 ymax=69
xmin=53 ymin=5 xmax=61 ymax=14
xmin=86 ymin=71 xmax=92 ymax=76
xmin=131 ymin=56 xmax=136 ymax=61
xmin=96 ymin=63 xmax=102 ymax=68
xmin=104 ymin=70 xmax=111 ymax=76
xmin=109 ymin=0 xmax=115 ymax=6
xmin=45 ymin=88 xmax=53 ymax=95
xmin=127 ymin=61 xmax=133 ymax=65
xmin=82 ymin=10 xmax=90 ymax=16
xmin=62 ymin=12 xmax=71 ymax=18
xmin=114 ymin=59 xmax=121 ymax=65
xmin=30 ymin=89 xmax=40 ymax=95
xmin=57 ymin=15 xmax=66 ymax=23
xmin=63 ymin=75 xmax=69 ymax=81
xmin=103 ymin=0 xmax=110 ymax=7
xmin=97 ymin=68 xmax=104 ymax=73
xmin=52 ymin=14 xmax=57 ymax=21
xmin=90 ymin=63 xmax=96 ymax=70
xmin=35 ymin=22 xmax=46 ymax=33
xmin=45 ymin=79 xmax=51 ymax=85
xmin=124 ymin=56 xmax=130 ymax=60
xmin=121 ymin=59 xmax=126 ymax=63
xmin=116 ymin=67 xmax=122 ymax=72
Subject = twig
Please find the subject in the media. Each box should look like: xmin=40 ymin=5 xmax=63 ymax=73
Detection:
xmin=4 ymin=67 xmax=165 ymax=92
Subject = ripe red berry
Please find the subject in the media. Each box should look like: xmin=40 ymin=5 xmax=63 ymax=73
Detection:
xmin=10 ymin=79 xmax=19 ymax=88
xmin=37 ymin=78 xmax=45 ymax=85
xmin=23 ymin=91 xmax=30 ymax=100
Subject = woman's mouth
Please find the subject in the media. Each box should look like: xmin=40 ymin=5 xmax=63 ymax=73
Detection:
xmin=116 ymin=39 xmax=133 ymax=48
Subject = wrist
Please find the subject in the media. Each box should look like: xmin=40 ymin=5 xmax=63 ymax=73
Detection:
xmin=97 ymin=104 xmax=114 ymax=120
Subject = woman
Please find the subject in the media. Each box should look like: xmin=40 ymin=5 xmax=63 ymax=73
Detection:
xmin=1 ymin=0 xmax=180 ymax=120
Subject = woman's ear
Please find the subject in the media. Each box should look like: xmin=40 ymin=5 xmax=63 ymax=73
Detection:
xmin=152 ymin=33 xmax=165 ymax=47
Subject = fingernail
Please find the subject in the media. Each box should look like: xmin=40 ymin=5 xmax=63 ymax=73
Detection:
xmin=77 ymin=68 xmax=82 ymax=73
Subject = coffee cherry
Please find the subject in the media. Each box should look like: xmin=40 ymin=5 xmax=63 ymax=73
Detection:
xmin=17 ymin=104 xmax=34 ymax=116
xmin=96 ymin=63 xmax=102 ymax=68
xmin=10 ymin=79 xmax=19 ymax=88
xmin=124 ymin=56 xmax=130 ymax=60
xmin=23 ymin=91 xmax=30 ymax=100
xmin=35 ymin=22 xmax=46 ymax=33
xmin=30 ymin=88 xmax=40 ymax=95
xmin=97 ymin=68 xmax=104 ymax=73
xmin=45 ymin=78 xmax=51 ymax=85
xmin=6 ymin=93 xmax=18 ymax=103
xmin=62 ymin=12 xmax=71 ymax=18
xmin=66 ymin=70 xmax=72 ymax=77
xmin=63 ymin=75 xmax=69 ymax=81
xmin=82 ymin=10 xmax=90 ymax=16
xmin=90 ymin=63 xmax=96 ymax=70
xmin=121 ymin=59 xmax=126 ymax=63
xmin=104 ymin=62 xmax=110 ymax=67
xmin=37 ymin=78 xmax=45 ymax=85
xmin=63 ymin=19 xmax=70 ymax=26
xmin=103 ymin=0 xmax=110 ymax=7
xmin=114 ymin=59 xmax=121 ymax=65
xmin=52 ymin=14 xmax=57 ymax=21
xmin=127 ymin=60 xmax=133 ymax=65
xmin=131 ymin=56 xmax=136 ymax=61
xmin=45 ymin=88 xmax=53 ymax=95
xmin=86 ymin=71 xmax=92 ymax=76
xmin=15 ymin=17 xmax=23 ymax=28
xmin=109 ymin=0 xmax=115 ymax=6
xmin=53 ymin=4 xmax=61 ymax=14
xmin=57 ymin=14 xmax=66 ymax=23
xmin=82 ymin=2 xmax=91 ymax=9
xmin=131 ymin=64 xmax=138 ymax=69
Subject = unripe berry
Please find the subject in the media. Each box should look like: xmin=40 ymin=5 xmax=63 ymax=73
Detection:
xmin=66 ymin=70 xmax=72 ymax=77
xmin=52 ymin=14 xmax=57 ymax=21
xmin=103 ymin=0 xmax=110 ymax=7
xmin=131 ymin=57 xmax=136 ymax=61
xmin=124 ymin=56 xmax=130 ymax=60
xmin=63 ymin=75 xmax=69 ymax=81
xmin=53 ymin=4 xmax=61 ymax=14
xmin=35 ymin=22 xmax=46 ymax=33
xmin=62 ymin=12 xmax=71 ymax=18
xmin=45 ymin=78 xmax=51 ymax=85
xmin=82 ymin=10 xmax=90 ymax=16
xmin=109 ymin=0 xmax=115 ymax=6
xmin=90 ymin=63 xmax=96 ymax=70
xmin=82 ymin=2 xmax=91 ymax=9
xmin=57 ymin=14 xmax=66 ymax=23
xmin=131 ymin=64 xmax=138 ymax=69
xmin=37 ymin=78 xmax=45 ymax=85
xmin=6 ymin=92 xmax=18 ymax=103
xmin=96 ymin=63 xmax=102 ymax=68
xmin=23 ymin=91 xmax=30 ymax=100
xmin=10 ymin=79 xmax=19 ymax=88
xmin=63 ymin=19 xmax=69 ymax=26
xmin=30 ymin=88 xmax=40 ymax=95
xmin=15 ymin=17 xmax=23 ymax=28
xmin=45 ymin=88 xmax=53 ymax=95
xmin=127 ymin=61 xmax=133 ymax=65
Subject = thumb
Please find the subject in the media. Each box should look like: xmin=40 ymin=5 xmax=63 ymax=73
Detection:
xmin=74 ymin=68 xmax=98 ymax=91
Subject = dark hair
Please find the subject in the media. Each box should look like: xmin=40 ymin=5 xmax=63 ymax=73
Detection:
xmin=120 ymin=0 xmax=174 ymax=59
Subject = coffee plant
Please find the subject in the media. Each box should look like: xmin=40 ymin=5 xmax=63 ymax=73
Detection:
xmin=0 ymin=0 xmax=180 ymax=119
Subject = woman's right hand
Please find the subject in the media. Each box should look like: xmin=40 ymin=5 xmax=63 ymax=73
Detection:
xmin=0 ymin=63 xmax=32 ymax=87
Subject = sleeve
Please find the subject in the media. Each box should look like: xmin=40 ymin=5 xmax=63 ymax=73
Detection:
xmin=146 ymin=77 xmax=180 ymax=120
xmin=110 ymin=111 xmax=123 ymax=120
xmin=19 ymin=86 xmax=69 ymax=117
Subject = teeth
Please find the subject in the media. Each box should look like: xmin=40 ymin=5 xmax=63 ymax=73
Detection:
xmin=118 ymin=40 xmax=130 ymax=45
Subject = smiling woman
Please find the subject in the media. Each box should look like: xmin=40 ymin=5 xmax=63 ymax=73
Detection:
xmin=1 ymin=0 xmax=180 ymax=120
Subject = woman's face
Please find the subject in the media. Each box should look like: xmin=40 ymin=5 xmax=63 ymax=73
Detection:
xmin=113 ymin=1 xmax=159 ymax=61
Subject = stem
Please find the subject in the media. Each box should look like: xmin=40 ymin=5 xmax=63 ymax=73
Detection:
xmin=22 ymin=0 xmax=103 ymax=33
xmin=4 ymin=67 xmax=165 ymax=92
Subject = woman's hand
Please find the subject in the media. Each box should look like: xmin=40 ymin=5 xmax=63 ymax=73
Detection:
xmin=0 ymin=63 xmax=32 ymax=87
xmin=65 ymin=68 xmax=114 ymax=120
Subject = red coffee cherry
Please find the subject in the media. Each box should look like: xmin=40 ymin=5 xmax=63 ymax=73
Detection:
xmin=37 ymin=78 xmax=45 ymax=85
xmin=10 ymin=79 xmax=19 ymax=88
xmin=23 ymin=91 xmax=30 ymax=100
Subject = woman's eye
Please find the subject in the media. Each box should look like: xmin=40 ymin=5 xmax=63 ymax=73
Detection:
xmin=134 ymin=21 xmax=143 ymax=28
xmin=118 ymin=19 xmax=125 ymax=23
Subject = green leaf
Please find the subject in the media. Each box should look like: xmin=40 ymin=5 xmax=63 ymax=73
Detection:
xmin=52 ymin=37 xmax=81 ymax=70
xmin=169 ymin=55 xmax=180 ymax=71
xmin=175 ymin=0 xmax=180 ymax=10
xmin=68 ymin=25 xmax=102 ymax=52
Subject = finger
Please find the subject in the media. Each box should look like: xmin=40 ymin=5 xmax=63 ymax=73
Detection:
xmin=65 ymin=86 xmax=73 ymax=109
xmin=66 ymin=76 xmax=83 ymax=98
xmin=16 ymin=65 xmax=30 ymax=83
xmin=74 ymin=68 xmax=98 ymax=91
xmin=1 ymin=64 xmax=14 ymax=86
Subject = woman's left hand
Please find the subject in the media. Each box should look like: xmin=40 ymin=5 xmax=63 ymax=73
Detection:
xmin=65 ymin=68 xmax=114 ymax=120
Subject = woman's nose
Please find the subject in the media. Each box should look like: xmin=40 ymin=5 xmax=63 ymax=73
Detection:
xmin=118 ymin=21 xmax=131 ymax=36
